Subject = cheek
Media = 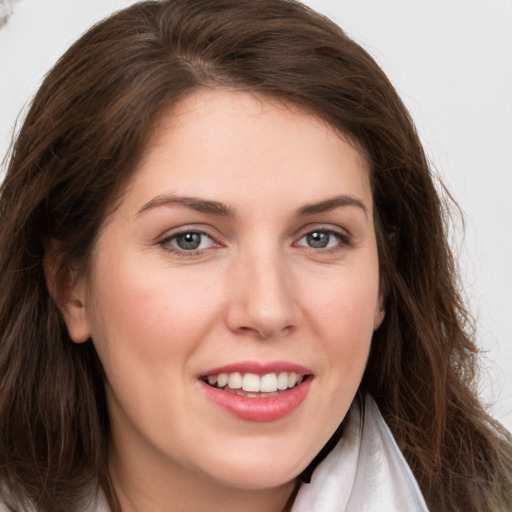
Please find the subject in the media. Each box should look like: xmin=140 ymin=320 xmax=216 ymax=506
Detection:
xmin=306 ymin=266 xmax=379 ymax=386
xmin=84 ymin=266 xmax=227 ymax=444
xmin=86 ymin=264 xmax=224 ymax=367
xmin=308 ymin=266 xmax=380 ymax=336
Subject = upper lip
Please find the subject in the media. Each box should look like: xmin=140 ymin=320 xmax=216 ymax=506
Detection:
xmin=199 ymin=360 xmax=313 ymax=378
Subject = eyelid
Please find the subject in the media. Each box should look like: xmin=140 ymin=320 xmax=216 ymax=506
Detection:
xmin=158 ymin=223 xmax=220 ymax=241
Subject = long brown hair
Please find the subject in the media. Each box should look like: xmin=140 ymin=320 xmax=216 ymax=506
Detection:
xmin=1 ymin=1 xmax=511 ymax=511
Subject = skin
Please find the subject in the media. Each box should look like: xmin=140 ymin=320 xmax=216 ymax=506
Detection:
xmin=61 ymin=89 xmax=384 ymax=512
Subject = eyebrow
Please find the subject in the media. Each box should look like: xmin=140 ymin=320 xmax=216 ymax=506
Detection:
xmin=296 ymin=194 xmax=368 ymax=218
xmin=136 ymin=195 xmax=236 ymax=218
xmin=136 ymin=193 xmax=367 ymax=219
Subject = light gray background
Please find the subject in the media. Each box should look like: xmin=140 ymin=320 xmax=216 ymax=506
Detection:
xmin=1 ymin=0 xmax=511 ymax=432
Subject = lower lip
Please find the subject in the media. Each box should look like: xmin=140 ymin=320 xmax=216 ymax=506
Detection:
xmin=199 ymin=378 xmax=312 ymax=422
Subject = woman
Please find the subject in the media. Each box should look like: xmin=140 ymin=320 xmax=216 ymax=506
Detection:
xmin=0 ymin=0 xmax=511 ymax=511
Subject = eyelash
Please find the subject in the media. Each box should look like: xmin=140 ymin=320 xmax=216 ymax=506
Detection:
xmin=159 ymin=227 xmax=352 ymax=257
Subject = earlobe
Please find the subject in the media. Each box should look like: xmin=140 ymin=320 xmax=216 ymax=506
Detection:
xmin=44 ymin=253 xmax=91 ymax=344
xmin=59 ymin=290 xmax=92 ymax=344
xmin=373 ymin=296 xmax=385 ymax=331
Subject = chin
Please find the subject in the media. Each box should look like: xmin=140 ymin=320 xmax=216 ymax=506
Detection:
xmin=199 ymin=453 xmax=307 ymax=491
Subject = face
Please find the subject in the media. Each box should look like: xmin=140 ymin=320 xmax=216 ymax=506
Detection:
xmin=63 ymin=89 xmax=384 ymax=491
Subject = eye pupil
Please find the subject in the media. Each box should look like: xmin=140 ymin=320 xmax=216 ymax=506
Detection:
xmin=307 ymin=231 xmax=329 ymax=248
xmin=176 ymin=232 xmax=202 ymax=250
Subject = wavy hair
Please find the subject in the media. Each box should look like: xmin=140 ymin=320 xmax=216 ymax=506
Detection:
xmin=1 ymin=1 xmax=511 ymax=511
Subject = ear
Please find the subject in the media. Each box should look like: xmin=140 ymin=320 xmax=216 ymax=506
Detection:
xmin=44 ymin=249 xmax=91 ymax=344
xmin=373 ymin=293 xmax=385 ymax=331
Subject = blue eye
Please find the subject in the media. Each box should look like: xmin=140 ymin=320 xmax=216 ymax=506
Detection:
xmin=166 ymin=231 xmax=215 ymax=252
xmin=297 ymin=230 xmax=348 ymax=249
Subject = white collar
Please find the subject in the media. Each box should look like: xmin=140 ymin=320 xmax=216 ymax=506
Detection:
xmin=292 ymin=394 xmax=429 ymax=511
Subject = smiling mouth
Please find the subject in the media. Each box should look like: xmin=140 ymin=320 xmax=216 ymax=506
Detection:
xmin=201 ymin=371 xmax=309 ymax=397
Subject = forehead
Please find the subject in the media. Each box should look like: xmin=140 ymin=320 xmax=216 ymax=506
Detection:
xmin=126 ymin=88 xmax=372 ymax=216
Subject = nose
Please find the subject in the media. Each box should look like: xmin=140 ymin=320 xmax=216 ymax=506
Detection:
xmin=226 ymin=248 xmax=301 ymax=339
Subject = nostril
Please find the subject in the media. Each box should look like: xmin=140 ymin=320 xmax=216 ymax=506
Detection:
xmin=235 ymin=324 xmax=295 ymax=340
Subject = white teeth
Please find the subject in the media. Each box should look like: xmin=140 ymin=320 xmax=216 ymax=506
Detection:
xmin=217 ymin=373 xmax=228 ymax=387
xmin=260 ymin=373 xmax=277 ymax=392
xmin=242 ymin=373 xmax=260 ymax=392
xmin=228 ymin=372 xmax=242 ymax=389
xmin=205 ymin=371 xmax=304 ymax=393
xmin=277 ymin=372 xmax=289 ymax=390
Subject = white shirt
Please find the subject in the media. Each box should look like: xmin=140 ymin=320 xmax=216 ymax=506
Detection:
xmin=292 ymin=395 xmax=429 ymax=511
